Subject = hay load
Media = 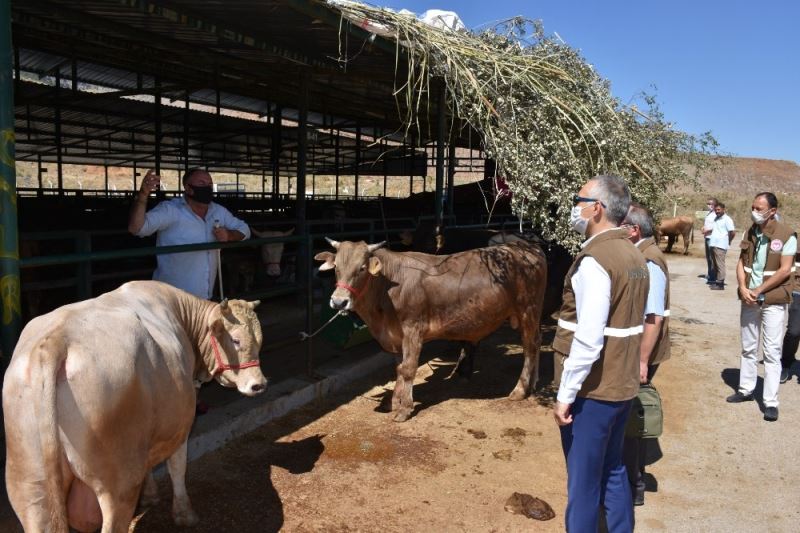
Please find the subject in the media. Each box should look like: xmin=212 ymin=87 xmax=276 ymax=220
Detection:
xmin=328 ymin=1 xmax=717 ymax=246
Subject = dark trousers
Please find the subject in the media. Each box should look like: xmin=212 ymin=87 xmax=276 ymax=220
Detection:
xmin=781 ymin=293 xmax=800 ymax=369
xmin=704 ymin=238 xmax=716 ymax=281
xmin=622 ymin=365 xmax=660 ymax=496
xmin=561 ymin=397 xmax=634 ymax=533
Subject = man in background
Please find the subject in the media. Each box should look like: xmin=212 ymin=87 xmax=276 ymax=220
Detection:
xmin=128 ymin=167 xmax=251 ymax=299
xmin=701 ymin=197 xmax=719 ymax=284
xmin=706 ymin=202 xmax=736 ymax=290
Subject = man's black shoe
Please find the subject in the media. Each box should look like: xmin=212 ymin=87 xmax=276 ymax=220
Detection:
xmin=764 ymin=407 xmax=779 ymax=421
xmin=780 ymin=368 xmax=790 ymax=383
xmin=710 ymin=284 xmax=724 ymax=290
xmin=726 ymin=392 xmax=754 ymax=403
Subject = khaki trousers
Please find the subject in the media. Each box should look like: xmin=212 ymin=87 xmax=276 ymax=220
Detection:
xmin=711 ymin=246 xmax=727 ymax=283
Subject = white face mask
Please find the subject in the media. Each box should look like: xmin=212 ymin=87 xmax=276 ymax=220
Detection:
xmin=751 ymin=210 xmax=767 ymax=225
xmin=570 ymin=205 xmax=590 ymax=236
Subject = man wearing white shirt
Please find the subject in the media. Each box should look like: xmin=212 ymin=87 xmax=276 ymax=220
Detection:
xmin=128 ymin=168 xmax=251 ymax=299
xmin=553 ymin=175 xmax=649 ymax=532
xmin=621 ymin=203 xmax=671 ymax=507
xmin=706 ymin=202 xmax=736 ymax=290
xmin=702 ymin=197 xmax=718 ymax=284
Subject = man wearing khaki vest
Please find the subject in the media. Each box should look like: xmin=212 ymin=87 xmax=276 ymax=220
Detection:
xmin=553 ymin=175 xmax=649 ymax=532
xmin=621 ymin=203 xmax=670 ymax=507
xmin=727 ymin=192 xmax=796 ymax=422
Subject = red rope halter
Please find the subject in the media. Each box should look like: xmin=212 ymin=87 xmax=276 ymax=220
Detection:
xmin=335 ymin=274 xmax=370 ymax=300
xmin=210 ymin=336 xmax=260 ymax=376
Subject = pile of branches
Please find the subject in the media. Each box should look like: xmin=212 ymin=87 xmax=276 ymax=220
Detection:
xmin=331 ymin=2 xmax=718 ymax=247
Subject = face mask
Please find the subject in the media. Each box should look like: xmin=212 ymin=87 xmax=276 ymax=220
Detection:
xmin=751 ymin=210 xmax=769 ymax=225
xmin=189 ymin=185 xmax=214 ymax=204
xmin=570 ymin=205 xmax=590 ymax=236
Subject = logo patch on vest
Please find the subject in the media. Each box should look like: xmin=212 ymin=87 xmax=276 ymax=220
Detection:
xmin=770 ymin=239 xmax=783 ymax=252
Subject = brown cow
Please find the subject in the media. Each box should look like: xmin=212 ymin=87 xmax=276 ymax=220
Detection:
xmin=655 ymin=215 xmax=694 ymax=254
xmin=315 ymin=239 xmax=547 ymax=422
xmin=3 ymin=281 xmax=266 ymax=532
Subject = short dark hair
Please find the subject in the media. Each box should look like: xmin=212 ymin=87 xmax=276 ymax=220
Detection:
xmin=182 ymin=167 xmax=207 ymax=185
xmin=589 ymin=174 xmax=631 ymax=226
xmin=707 ymin=197 xmax=718 ymax=206
xmin=755 ymin=192 xmax=778 ymax=209
xmin=623 ymin=202 xmax=655 ymax=238
xmin=716 ymin=202 xmax=726 ymax=209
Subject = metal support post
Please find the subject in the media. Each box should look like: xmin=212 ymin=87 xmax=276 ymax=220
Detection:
xmin=435 ymin=84 xmax=446 ymax=228
xmin=0 ymin=0 xmax=21 ymax=361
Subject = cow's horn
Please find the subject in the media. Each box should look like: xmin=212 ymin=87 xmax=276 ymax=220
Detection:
xmin=367 ymin=241 xmax=386 ymax=253
xmin=325 ymin=237 xmax=341 ymax=249
xmin=220 ymin=298 xmax=229 ymax=311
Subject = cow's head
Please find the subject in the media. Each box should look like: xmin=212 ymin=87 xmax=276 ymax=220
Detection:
xmin=252 ymin=227 xmax=294 ymax=277
xmin=205 ymin=298 xmax=267 ymax=396
xmin=314 ymin=238 xmax=385 ymax=311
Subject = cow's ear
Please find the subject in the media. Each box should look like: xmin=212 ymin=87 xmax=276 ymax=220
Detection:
xmin=368 ymin=256 xmax=382 ymax=276
xmin=315 ymin=251 xmax=335 ymax=271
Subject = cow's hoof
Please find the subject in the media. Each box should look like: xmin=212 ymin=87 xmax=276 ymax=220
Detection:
xmin=392 ymin=410 xmax=412 ymax=422
xmin=173 ymin=508 xmax=200 ymax=527
xmin=508 ymin=388 xmax=527 ymax=401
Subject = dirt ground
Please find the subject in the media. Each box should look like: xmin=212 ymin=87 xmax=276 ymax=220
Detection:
xmin=4 ymin=235 xmax=800 ymax=532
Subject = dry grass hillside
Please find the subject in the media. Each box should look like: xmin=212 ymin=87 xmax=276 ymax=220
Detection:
xmin=668 ymin=156 xmax=800 ymax=232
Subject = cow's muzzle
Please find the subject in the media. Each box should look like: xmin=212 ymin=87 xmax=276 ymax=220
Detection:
xmin=330 ymin=296 xmax=351 ymax=311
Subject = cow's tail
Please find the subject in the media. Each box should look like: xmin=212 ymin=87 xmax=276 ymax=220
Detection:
xmin=32 ymin=334 xmax=70 ymax=531
xmin=691 ymin=224 xmax=694 ymax=244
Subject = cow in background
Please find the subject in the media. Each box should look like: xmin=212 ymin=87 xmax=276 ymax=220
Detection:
xmin=655 ymin=215 xmax=694 ymax=254
xmin=315 ymin=239 xmax=547 ymax=422
xmin=3 ymin=281 xmax=266 ymax=532
xmin=251 ymin=227 xmax=294 ymax=278
xmin=223 ymin=227 xmax=294 ymax=295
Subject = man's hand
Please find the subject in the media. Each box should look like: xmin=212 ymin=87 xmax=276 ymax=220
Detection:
xmin=213 ymin=227 xmax=231 ymax=242
xmin=739 ymin=285 xmax=757 ymax=305
xmin=553 ymin=401 xmax=573 ymax=426
xmin=139 ymin=170 xmax=160 ymax=197
xmin=640 ymin=361 xmax=649 ymax=384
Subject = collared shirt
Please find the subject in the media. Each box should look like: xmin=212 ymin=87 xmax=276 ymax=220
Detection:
xmin=748 ymin=230 xmax=797 ymax=289
xmin=136 ymin=197 xmax=251 ymax=299
xmin=708 ymin=214 xmax=735 ymax=250
xmin=556 ymin=228 xmax=617 ymax=405
xmin=703 ymin=211 xmax=716 ymax=238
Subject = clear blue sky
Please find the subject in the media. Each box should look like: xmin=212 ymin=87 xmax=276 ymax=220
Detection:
xmin=378 ymin=0 xmax=800 ymax=163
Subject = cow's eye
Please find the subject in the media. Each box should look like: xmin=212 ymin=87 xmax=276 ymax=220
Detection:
xmin=360 ymin=264 xmax=366 ymax=271
xmin=232 ymin=338 xmax=241 ymax=347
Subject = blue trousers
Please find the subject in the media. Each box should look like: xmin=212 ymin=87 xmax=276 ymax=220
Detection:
xmin=560 ymin=397 xmax=634 ymax=533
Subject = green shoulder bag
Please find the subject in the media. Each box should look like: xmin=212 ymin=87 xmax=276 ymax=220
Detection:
xmin=625 ymin=383 xmax=663 ymax=439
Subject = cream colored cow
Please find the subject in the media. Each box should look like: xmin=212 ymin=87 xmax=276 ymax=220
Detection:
xmin=3 ymin=280 xmax=267 ymax=532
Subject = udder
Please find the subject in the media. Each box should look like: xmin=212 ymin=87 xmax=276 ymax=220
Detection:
xmin=67 ymin=477 xmax=102 ymax=533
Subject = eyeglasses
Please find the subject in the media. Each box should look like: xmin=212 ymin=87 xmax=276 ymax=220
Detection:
xmin=572 ymin=195 xmax=607 ymax=208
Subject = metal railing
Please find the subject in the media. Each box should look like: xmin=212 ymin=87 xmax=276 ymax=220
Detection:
xmin=19 ymin=219 xmax=526 ymax=374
